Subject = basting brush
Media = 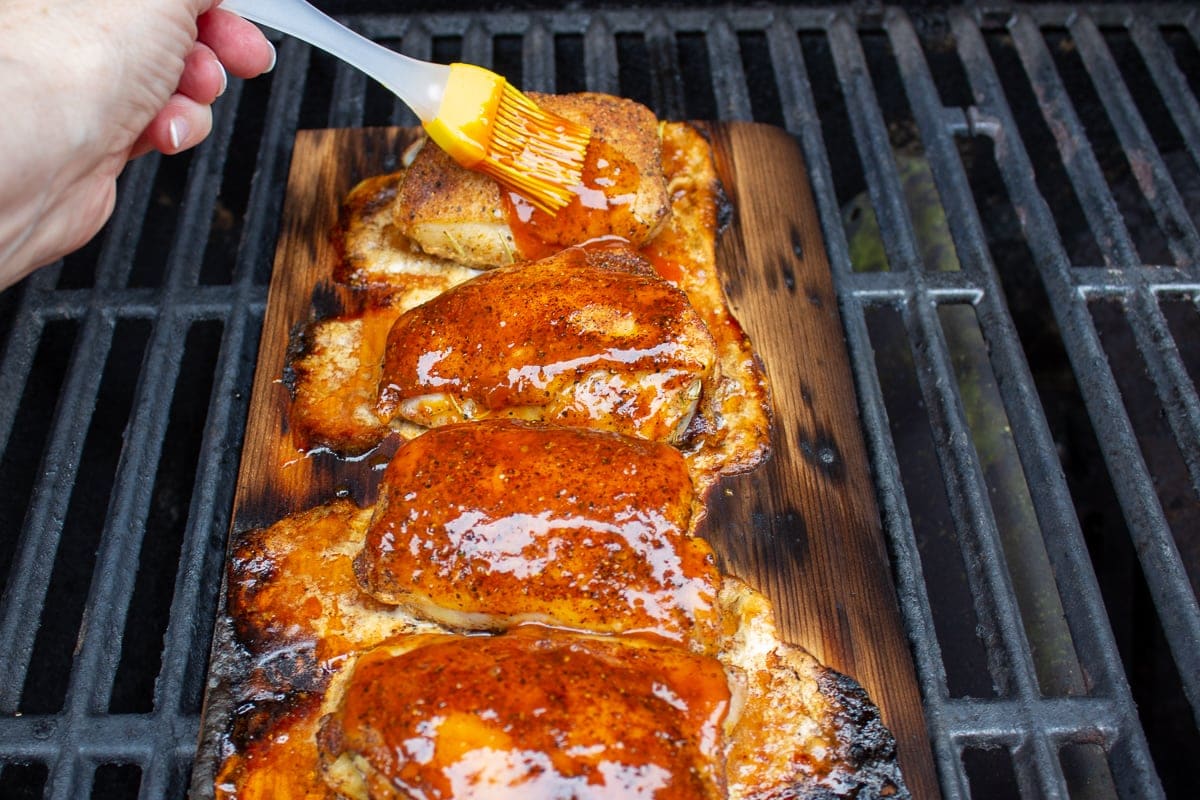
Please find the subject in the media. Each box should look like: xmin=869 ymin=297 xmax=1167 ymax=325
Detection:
xmin=221 ymin=0 xmax=591 ymax=213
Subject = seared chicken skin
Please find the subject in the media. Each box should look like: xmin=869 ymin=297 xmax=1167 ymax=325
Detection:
xmin=376 ymin=242 xmax=717 ymax=443
xmin=394 ymin=93 xmax=670 ymax=269
xmin=317 ymin=628 xmax=732 ymax=800
xmin=355 ymin=419 xmax=720 ymax=649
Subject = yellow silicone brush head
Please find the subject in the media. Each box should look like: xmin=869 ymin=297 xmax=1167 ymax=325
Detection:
xmin=423 ymin=63 xmax=591 ymax=213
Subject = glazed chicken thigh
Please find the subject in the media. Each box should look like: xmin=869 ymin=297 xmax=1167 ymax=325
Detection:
xmin=375 ymin=243 xmax=717 ymax=443
xmin=318 ymin=628 xmax=732 ymax=800
xmin=393 ymin=93 xmax=670 ymax=269
xmin=355 ymin=418 xmax=720 ymax=649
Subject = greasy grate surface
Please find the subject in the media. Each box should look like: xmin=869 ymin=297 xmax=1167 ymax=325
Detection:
xmin=0 ymin=3 xmax=1197 ymax=798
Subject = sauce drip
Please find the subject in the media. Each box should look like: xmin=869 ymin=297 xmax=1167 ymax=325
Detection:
xmin=502 ymin=139 xmax=642 ymax=261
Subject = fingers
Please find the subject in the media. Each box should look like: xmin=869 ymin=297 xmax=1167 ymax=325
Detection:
xmin=129 ymin=3 xmax=274 ymax=160
xmin=199 ymin=7 xmax=277 ymax=78
xmin=177 ymin=42 xmax=227 ymax=106
xmin=129 ymin=94 xmax=214 ymax=160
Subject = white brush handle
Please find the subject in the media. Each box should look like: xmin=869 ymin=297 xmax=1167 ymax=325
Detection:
xmin=221 ymin=0 xmax=449 ymax=121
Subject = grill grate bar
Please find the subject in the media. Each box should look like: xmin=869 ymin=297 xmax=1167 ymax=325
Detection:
xmin=1001 ymin=11 xmax=1200 ymax=718
xmin=1073 ymin=266 xmax=1200 ymax=292
xmin=463 ymin=22 xmax=494 ymax=88
xmin=954 ymin=0 xmax=1200 ymax=739
xmin=887 ymin=8 xmax=1162 ymax=793
xmin=1008 ymin=13 xmax=1200 ymax=495
xmin=844 ymin=266 xmax=986 ymax=297
xmin=0 ymin=156 xmax=156 ymax=460
xmin=87 ymin=94 xmax=234 ymax=800
xmin=1129 ymin=17 xmax=1200 ymax=182
xmin=939 ymin=697 xmax=1122 ymax=741
xmin=0 ymin=313 xmax=116 ymax=710
xmin=328 ymin=60 xmax=367 ymax=129
xmin=1006 ymin=14 xmax=1140 ymax=269
xmin=91 ymin=157 xmax=162 ymax=292
xmin=135 ymin=37 xmax=312 ymax=800
xmin=0 ymin=713 xmax=197 ymax=762
xmin=68 ymin=71 xmax=248 ymax=723
xmin=10 ymin=290 xmax=262 ymax=321
xmin=889 ymin=6 xmax=1078 ymax=697
xmin=523 ymin=21 xmax=555 ymax=94
xmin=584 ymin=16 xmax=619 ymax=96
xmin=1081 ymin=16 xmax=1200 ymax=496
xmin=829 ymin=14 xmax=1083 ymax=797
xmin=1069 ymin=14 xmax=1200 ymax=266
xmin=229 ymin=35 xmax=312 ymax=288
xmin=1121 ymin=291 xmax=1200 ymax=495
xmin=151 ymin=33 xmax=310 ymax=711
xmin=11 ymin=58 xmax=251 ymax=800
xmin=706 ymin=16 xmax=752 ymax=122
xmin=64 ymin=314 xmax=191 ymax=710
xmin=763 ymin=14 xmax=967 ymax=795
xmin=825 ymin=17 xmax=925 ymax=276
xmin=323 ymin=0 xmax=375 ymax=126
xmin=646 ymin=17 xmax=685 ymax=121
xmin=90 ymin=64 xmax=292 ymax=800
xmin=0 ymin=301 xmax=47 ymax=460
xmin=0 ymin=155 xmax=204 ymax=786
xmin=832 ymin=13 xmax=1054 ymax=794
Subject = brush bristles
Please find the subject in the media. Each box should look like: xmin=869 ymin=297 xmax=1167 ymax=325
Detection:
xmin=481 ymin=86 xmax=592 ymax=214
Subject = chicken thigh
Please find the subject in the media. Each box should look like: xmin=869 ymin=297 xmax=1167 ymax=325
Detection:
xmin=318 ymin=628 xmax=732 ymax=800
xmin=394 ymin=93 xmax=670 ymax=268
xmin=376 ymin=242 xmax=717 ymax=444
xmin=355 ymin=418 xmax=720 ymax=649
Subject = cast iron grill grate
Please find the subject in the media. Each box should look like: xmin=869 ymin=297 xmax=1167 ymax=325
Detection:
xmin=0 ymin=4 xmax=1196 ymax=798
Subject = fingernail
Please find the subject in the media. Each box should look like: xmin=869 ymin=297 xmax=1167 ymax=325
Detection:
xmin=217 ymin=60 xmax=228 ymax=96
xmin=265 ymin=41 xmax=277 ymax=73
xmin=169 ymin=118 xmax=188 ymax=151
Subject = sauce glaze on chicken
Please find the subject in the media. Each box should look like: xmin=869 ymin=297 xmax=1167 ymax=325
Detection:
xmin=375 ymin=244 xmax=716 ymax=444
xmin=287 ymin=116 xmax=770 ymax=495
xmin=356 ymin=419 xmax=719 ymax=648
xmin=318 ymin=629 xmax=731 ymax=800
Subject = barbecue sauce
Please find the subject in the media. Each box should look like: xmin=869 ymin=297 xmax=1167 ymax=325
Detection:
xmin=320 ymin=629 xmax=730 ymax=799
xmin=375 ymin=245 xmax=716 ymax=443
xmin=357 ymin=418 xmax=720 ymax=648
xmin=502 ymin=139 xmax=643 ymax=261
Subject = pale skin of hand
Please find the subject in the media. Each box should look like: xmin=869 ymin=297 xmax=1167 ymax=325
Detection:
xmin=0 ymin=0 xmax=276 ymax=289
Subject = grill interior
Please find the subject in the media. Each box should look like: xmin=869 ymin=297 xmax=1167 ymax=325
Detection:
xmin=1 ymin=3 xmax=1198 ymax=798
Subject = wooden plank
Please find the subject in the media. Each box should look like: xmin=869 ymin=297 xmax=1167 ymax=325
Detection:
xmin=195 ymin=123 xmax=938 ymax=798
xmin=230 ymin=127 xmax=415 ymax=530
xmin=697 ymin=121 xmax=938 ymax=799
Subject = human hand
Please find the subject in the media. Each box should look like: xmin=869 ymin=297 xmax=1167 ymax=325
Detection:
xmin=0 ymin=0 xmax=276 ymax=289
